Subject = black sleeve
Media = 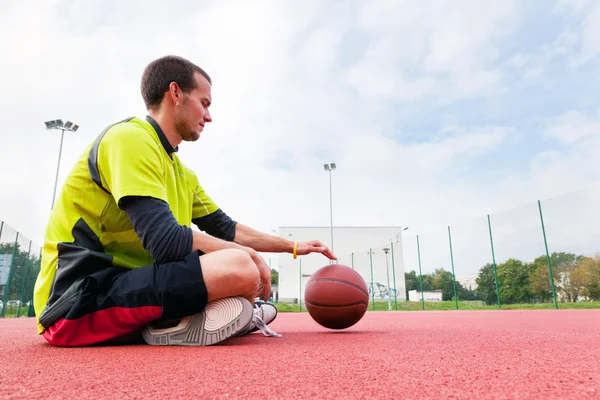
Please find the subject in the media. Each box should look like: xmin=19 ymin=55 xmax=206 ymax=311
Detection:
xmin=120 ymin=196 xmax=193 ymax=264
xmin=192 ymin=209 xmax=238 ymax=242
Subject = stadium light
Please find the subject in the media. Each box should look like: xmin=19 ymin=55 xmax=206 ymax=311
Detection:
xmin=383 ymin=247 xmax=392 ymax=311
xmin=323 ymin=162 xmax=336 ymax=262
xmin=45 ymin=119 xmax=79 ymax=210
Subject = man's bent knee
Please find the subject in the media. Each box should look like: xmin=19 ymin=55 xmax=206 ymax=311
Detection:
xmin=201 ymin=249 xmax=260 ymax=301
xmin=231 ymin=251 xmax=260 ymax=298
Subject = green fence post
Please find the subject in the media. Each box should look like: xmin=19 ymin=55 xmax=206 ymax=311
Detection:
xmin=17 ymin=241 xmax=33 ymax=317
xmin=538 ymin=200 xmax=558 ymax=309
xmin=28 ymin=248 xmax=42 ymax=318
xmin=1 ymin=232 xmax=19 ymax=318
xmin=299 ymin=259 xmax=302 ymax=312
xmin=487 ymin=215 xmax=501 ymax=308
xmin=390 ymin=241 xmax=398 ymax=311
xmin=448 ymin=226 xmax=458 ymax=310
xmin=417 ymin=235 xmax=425 ymax=310
xmin=369 ymin=248 xmax=375 ymax=311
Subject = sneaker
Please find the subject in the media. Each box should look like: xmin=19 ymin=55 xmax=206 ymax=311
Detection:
xmin=142 ymin=296 xmax=253 ymax=346
xmin=235 ymin=300 xmax=281 ymax=337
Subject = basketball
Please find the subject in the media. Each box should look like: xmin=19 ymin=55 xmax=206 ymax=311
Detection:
xmin=304 ymin=264 xmax=369 ymax=329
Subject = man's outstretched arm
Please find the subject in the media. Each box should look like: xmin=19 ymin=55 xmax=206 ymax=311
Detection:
xmin=192 ymin=206 xmax=336 ymax=260
xmin=233 ymin=223 xmax=337 ymax=260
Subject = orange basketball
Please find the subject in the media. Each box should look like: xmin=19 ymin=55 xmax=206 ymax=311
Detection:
xmin=304 ymin=264 xmax=369 ymax=329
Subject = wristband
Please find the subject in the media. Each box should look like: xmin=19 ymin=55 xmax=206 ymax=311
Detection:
xmin=293 ymin=241 xmax=298 ymax=259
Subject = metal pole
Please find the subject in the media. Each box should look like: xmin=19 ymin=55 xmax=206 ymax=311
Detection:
xmin=351 ymin=253 xmax=354 ymax=270
xmin=299 ymin=259 xmax=302 ymax=312
xmin=384 ymin=250 xmax=391 ymax=311
xmin=487 ymin=215 xmax=501 ymax=308
xmin=538 ymin=200 xmax=558 ymax=309
xmin=328 ymin=169 xmax=334 ymax=259
xmin=51 ymin=129 xmax=65 ymax=210
xmin=369 ymin=248 xmax=375 ymax=311
xmin=448 ymin=226 xmax=458 ymax=310
xmin=391 ymin=242 xmax=398 ymax=311
xmin=17 ymin=240 xmax=32 ymax=317
xmin=1 ymin=232 xmax=19 ymax=318
xmin=417 ymin=235 xmax=424 ymax=310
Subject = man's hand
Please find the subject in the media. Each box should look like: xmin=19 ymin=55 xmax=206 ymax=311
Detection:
xmin=296 ymin=240 xmax=336 ymax=260
xmin=247 ymin=250 xmax=272 ymax=302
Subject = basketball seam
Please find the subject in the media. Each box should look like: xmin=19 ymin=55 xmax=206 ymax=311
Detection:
xmin=306 ymin=278 xmax=369 ymax=297
xmin=305 ymin=300 xmax=369 ymax=307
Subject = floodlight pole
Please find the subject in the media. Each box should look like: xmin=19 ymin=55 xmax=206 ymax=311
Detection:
xmin=51 ymin=128 xmax=65 ymax=210
xmin=45 ymin=119 xmax=79 ymax=210
xmin=323 ymin=162 xmax=336 ymax=262
xmin=383 ymin=247 xmax=392 ymax=311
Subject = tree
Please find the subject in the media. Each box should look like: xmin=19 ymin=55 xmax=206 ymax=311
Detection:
xmin=530 ymin=252 xmax=586 ymax=302
xmin=476 ymin=263 xmax=499 ymax=305
xmin=496 ymin=258 xmax=536 ymax=304
xmin=421 ymin=273 xmax=434 ymax=291
xmin=457 ymin=286 xmax=479 ymax=301
xmin=404 ymin=271 xmax=420 ymax=298
xmin=270 ymin=269 xmax=279 ymax=286
xmin=432 ymin=268 xmax=458 ymax=301
xmin=573 ymin=255 xmax=600 ymax=301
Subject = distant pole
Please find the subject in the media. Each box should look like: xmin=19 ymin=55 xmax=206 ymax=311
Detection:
xmin=299 ymin=259 xmax=302 ymax=312
xmin=51 ymin=128 xmax=65 ymax=210
xmin=369 ymin=248 xmax=375 ymax=311
xmin=383 ymin=247 xmax=392 ymax=311
xmin=448 ymin=226 xmax=458 ymax=310
xmin=390 ymin=242 xmax=398 ymax=311
xmin=323 ymin=162 xmax=337 ymax=263
xmin=45 ymin=119 xmax=79 ymax=210
xmin=17 ymin=240 xmax=33 ymax=317
xmin=538 ymin=200 xmax=558 ymax=309
xmin=417 ymin=235 xmax=425 ymax=310
xmin=487 ymin=215 xmax=501 ymax=308
xmin=1 ymin=232 xmax=19 ymax=318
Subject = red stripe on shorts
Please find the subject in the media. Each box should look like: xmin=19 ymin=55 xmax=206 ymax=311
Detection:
xmin=42 ymin=306 xmax=163 ymax=347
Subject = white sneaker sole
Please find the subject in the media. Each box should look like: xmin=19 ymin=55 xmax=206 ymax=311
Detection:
xmin=142 ymin=297 xmax=253 ymax=346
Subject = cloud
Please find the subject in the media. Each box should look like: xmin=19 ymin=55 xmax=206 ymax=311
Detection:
xmin=543 ymin=109 xmax=600 ymax=145
xmin=553 ymin=0 xmax=600 ymax=65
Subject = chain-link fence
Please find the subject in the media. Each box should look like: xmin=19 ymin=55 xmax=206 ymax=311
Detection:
xmin=285 ymin=184 xmax=600 ymax=312
xmin=394 ymin=184 xmax=600 ymax=310
xmin=4 ymin=184 xmax=600 ymax=317
xmin=0 ymin=221 xmax=41 ymax=318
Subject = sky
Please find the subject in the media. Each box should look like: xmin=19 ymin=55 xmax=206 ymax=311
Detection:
xmin=1 ymin=0 xmax=599 ymax=275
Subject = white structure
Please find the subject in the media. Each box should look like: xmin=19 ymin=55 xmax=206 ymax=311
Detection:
xmin=456 ymin=275 xmax=478 ymax=291
xmin=408 ymin=290 xmax=443 ymax=302
xmin=277 ymin=226 xmax=407 ymax=304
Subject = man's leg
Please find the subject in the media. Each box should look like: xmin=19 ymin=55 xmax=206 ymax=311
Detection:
xmin=199 ymin=248 xmax=261 ymax=305
xmin=41 ymin=249 xmax=260 ymax=347
xmin=141 ymin=248 xmax=274 ymax=345
xmin=201 ymin=249 xmax=280 ymax=337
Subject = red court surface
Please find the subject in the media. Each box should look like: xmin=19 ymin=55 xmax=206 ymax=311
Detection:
xmin=1 ymin=310 xmax=599 ymax=399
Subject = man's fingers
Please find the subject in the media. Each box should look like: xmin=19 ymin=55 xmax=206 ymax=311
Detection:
xmin=322 ymin=247 xmax=336 ymax=260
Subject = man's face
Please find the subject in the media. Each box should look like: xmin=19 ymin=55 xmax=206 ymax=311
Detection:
xmin=175 ymin=72 xmax=212 ymax=142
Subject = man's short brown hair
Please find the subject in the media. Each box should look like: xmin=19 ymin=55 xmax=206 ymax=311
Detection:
xmin=141 ymin=55 xmax=211 ymax=110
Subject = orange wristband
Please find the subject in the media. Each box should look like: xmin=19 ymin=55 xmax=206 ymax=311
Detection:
xmin=293 ymin=241 xmax=298 ymax=259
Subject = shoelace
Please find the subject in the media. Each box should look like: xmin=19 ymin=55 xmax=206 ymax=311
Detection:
xmin=252 ymin=307 xmax=282 ymax=337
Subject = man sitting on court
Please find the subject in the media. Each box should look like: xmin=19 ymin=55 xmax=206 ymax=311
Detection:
xmin=33 ymin=55 xmax=336 ymax=347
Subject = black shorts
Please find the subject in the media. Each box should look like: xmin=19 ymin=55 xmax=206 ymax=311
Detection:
xmin=41 ymin=250 xmax=208 ymax=347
